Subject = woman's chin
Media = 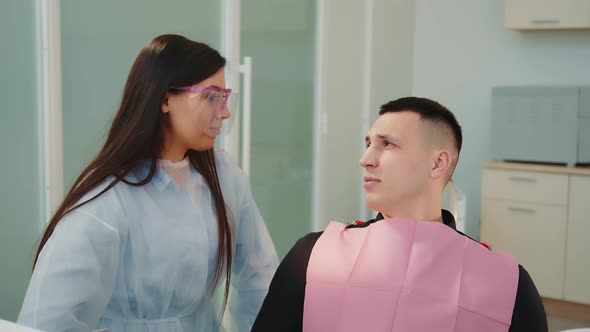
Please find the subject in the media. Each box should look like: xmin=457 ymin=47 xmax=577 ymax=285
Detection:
xmin=207 ymin=128 xmax=222 ymax=136
xmin=190 ymin=138 xmax=215 ymax=151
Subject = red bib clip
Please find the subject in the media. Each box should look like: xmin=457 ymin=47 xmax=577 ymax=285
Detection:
xmin=480 ymin=242 xmax=490 ymax=250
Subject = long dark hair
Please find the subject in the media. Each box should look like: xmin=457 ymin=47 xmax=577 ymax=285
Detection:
xmin=35 ymin=34 xmax=233 ymax=305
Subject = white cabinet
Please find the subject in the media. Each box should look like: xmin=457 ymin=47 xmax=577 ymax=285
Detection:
xmin=481 ymin=168 xmax=568 ymax=299
xmin=481 ymin=169 xmax=569 ymax=205
xmin=482 ymin=199 xmax=567 ymax=299
xmin=505 ymin=0 xmax=590 ymax=30
xmin=481 ymin=163 xmax=590 ymax=304
xmin=565 ymin=176 xmax=590 ymax=304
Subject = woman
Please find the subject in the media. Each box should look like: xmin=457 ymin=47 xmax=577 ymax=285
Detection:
xmin=18 ymin=34 xmax=278 ymax=331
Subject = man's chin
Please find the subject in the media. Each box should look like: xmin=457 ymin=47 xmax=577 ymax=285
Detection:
xmin=364 ymin=195 xmax=382 ymax=213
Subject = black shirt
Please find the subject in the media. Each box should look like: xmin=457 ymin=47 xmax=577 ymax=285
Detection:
xmin=252 ymin=211 xmax=548 ymax=332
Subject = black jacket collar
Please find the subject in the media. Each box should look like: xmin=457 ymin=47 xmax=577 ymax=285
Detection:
xmin=347 ymin=209 xmax=457 ymax=230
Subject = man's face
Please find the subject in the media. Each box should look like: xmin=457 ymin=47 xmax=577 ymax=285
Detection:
xmin=360 ymin=111 xmax=434 ymax=214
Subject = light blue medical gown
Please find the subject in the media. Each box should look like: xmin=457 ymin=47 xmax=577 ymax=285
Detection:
xmin=18 ymin=151 xmax=279 ymax=331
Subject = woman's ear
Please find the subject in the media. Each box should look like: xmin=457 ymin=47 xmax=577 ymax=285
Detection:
xmin=161 ymin=93 xmax=170 ymax=114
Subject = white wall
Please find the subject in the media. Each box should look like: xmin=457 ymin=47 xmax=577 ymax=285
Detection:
xmin=370 ymin=0 xmax=415 ymax=117
xmin=316 ymin=0 xmax=415 ymax=228
xmin=412 ymin=0 xmax=590 ymax=238
xmin=316 ymin=0 xmax=366 ymax=228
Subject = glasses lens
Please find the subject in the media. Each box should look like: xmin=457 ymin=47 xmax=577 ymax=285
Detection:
xmin=222 ymin=91 xmax=239 ymax=135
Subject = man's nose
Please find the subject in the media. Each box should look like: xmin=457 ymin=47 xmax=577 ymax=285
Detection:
xmin=360 ymin=148 xmax=377 ymax=168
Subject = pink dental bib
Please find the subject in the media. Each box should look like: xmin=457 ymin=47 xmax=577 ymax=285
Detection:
xmin=303 ymin=218 xmax=518 ymax=332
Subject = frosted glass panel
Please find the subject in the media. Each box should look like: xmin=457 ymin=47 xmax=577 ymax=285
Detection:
xmin=242 ymin=0 xmax=316 ymax=258
xmin=0 ymin=0 xmax=42 ymax=321
xmin=61 ymin=0 xmax=222 ymax=188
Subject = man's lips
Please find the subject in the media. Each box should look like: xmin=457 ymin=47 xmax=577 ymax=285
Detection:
xmin=363 ymin=176 xmax=380 ymax=183
xmin=363 ymin=176 xmax=380 ymax=190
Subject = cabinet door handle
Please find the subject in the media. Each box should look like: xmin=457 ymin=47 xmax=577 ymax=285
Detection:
xmin=508 ymin=206 xmax=536 ymax=214
xmin=531 ymin=19 xmax=560 ymax=25
xmin=509 ymin=176 xmax=537 ymax=183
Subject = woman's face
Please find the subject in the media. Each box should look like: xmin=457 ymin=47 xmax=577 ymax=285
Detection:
xmin=162 ymin=69 xmax=231 ymax=152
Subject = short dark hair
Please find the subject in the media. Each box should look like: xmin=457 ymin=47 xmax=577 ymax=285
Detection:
xmin=379 ymin=97 xmax=462 ymax=155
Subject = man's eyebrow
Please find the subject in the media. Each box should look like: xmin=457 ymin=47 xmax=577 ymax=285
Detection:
xmin=376 ymin=134 xmax=389 ymax=140
xmin=376 ymin=134 xmax=399 ymax=143
xmin=365 ymin=134 xmax=400 ymax=144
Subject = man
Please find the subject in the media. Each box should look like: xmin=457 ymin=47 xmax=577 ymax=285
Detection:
xmin=252 ymin=97 xmax=547 ymax=331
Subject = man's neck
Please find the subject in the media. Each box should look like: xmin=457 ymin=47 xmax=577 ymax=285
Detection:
xmin=381 ymin=194 xmax=443 ymax=223
xmin=381 ymin=211 xmax=443 ymax=223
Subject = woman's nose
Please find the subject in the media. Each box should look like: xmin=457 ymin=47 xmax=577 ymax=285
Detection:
xmin=219 ymin=105 xmax=231 ymax=120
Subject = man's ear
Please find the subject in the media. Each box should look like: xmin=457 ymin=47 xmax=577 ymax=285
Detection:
xmin=431 ymin=149 xmax=451 ymax=180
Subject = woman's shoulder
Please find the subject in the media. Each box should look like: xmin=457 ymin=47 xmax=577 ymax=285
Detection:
xmin=64 ymin=177 xmax=129 ymax=233
xmin=214 ymin=148 xmax=241 ymax=172
xmin=214 ymin=149 xmax=249 ymax=184
xmin=212 ymin=149 xmax=254 ymax=209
